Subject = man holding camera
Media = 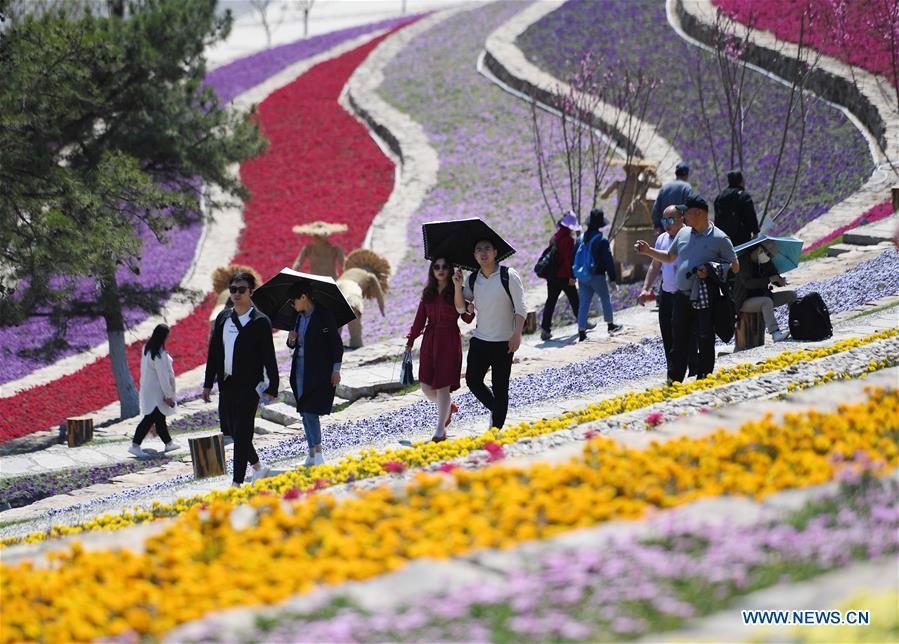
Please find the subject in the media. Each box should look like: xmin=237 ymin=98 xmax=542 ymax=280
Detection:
xmin=635 ymin=193 xmax=739 ymax=384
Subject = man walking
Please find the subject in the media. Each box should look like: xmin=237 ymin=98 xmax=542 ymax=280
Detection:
xmin=203 ymin=271 xmax=279 ymax=487
xmin=636 ymin=194 xmax=739 ymax=383
xmin=637 ymin=204 xmax=685 ymax=370
xmin=713 ymin=170 xmax=759 ymax=247
xmin=651 ymin=161 xmax=692 ymax=233
xmin=454 ymin=238 xmax=527 ymax=430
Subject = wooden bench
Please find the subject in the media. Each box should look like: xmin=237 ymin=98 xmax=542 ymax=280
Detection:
xmin=735 ymin=311 xmax=765 ymax=351
xmin=189 ymin=434 xmax=226 ymax=479
xmin=66 ymin=416 xmax=94 ymax=447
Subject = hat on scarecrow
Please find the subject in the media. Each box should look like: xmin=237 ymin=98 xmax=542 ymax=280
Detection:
xmin=292 ymin=221 xmax=349 ymax=236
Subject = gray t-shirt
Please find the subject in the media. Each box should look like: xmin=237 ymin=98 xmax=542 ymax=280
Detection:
xmin=670 ymin=224 xmax=736 ymax=292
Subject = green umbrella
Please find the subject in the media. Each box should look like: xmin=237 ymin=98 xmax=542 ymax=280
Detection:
xmin=734 ymin=234 xmax=804 ymax=274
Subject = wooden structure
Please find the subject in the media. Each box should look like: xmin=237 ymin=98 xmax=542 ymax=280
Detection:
xmin=735 ymin=311 xmax=765 ymax=351
xmin=66 ymin=416 xmax=94 ymax=447
xmin=189 ymin=434 xmax=226 ymax=479
xmin=523 ymin=311 xmax=538 ymax=334
xmin=603 ymin=160 xmax=660 ymax=282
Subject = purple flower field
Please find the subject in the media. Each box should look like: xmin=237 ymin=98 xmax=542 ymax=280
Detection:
xmin=230 ymin=477 xmax=899 ymax=642
xmin=0 ymin=457 xmax=168 ymax=509
xmin=366 ymin=2 xmax=625 ymax=343
xmin=517 ymin=0 xmax=873 ymax=238
xmin=0 ymin=18 xmax=414 ymax=386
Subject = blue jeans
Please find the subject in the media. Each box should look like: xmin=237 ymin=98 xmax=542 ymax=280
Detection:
xmin=302 ymin=411 xmax=322 ymax=450
xmin=577 ymin=275 xmax=613 ymax=328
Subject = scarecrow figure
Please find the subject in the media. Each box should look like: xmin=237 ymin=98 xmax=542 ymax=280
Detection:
xmin=336 ymin=249 xmax=390 ymax=348
xmin=292 ymin=221 xmax=348 ymax=279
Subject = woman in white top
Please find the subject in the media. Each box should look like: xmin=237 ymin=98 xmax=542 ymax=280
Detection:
xmin=130 ymin=324 xmax=182 ymax=457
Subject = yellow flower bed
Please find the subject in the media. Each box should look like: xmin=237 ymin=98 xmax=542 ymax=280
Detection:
xmin=3 ymin=329 xmax=897 ymax=549
xmin=2 ymin=387 xmax=897 ymax=643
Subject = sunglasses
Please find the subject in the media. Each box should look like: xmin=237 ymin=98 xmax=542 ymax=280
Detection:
xmin=660 ymin=217 xmax=678 ymax=226
xmin=229 ymin=285 xmax=249 ymax=294
xmin=432 ymin=263 xmax=450 ymax=270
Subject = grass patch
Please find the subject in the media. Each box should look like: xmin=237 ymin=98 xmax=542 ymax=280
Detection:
xmin=800 ymin=236 xmax=843 ymax=262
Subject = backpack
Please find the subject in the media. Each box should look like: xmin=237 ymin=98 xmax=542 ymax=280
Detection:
xmin=533 ymin=240 xmax=558 ymax=279
xmin=572 ymin=234 xmax=602 ymax=281
xmin=468 ymin=265 xmax=513 ymax=305
xmin=788 ymin=292 xmax=832 ymax=341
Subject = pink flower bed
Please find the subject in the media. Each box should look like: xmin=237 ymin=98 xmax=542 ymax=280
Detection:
xmin=802 ymin=200 xmax=894 ymax=253
xmin=714 ymin=0 xmax=899 ymax=87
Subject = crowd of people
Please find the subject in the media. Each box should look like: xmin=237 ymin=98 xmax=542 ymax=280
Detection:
xmin=130 ymin=163 xmax=807 ymax=487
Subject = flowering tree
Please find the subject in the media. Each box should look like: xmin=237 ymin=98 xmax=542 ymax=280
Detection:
xmin=529 ymin=52 xmax=663 ymax=234
xmin=687 ymin=6 xmax=820 ymax=227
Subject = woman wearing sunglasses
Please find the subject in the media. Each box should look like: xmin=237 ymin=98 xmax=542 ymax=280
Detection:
xmin=405 ymin=258 xmax=473 ymax=442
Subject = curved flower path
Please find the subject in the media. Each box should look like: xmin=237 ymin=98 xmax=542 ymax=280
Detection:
xmin=515 ymin=0 xmax=873 ymax=238
xmin=0 ymin=20 xmax=419 ymax=442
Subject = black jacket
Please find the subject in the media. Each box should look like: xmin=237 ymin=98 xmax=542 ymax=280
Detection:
xmin=204 ymin=307 xmax=279 ymax=396
xmin=288 ymin=306 xmax=344 ymax=416
xmin=732 ymin=258 xmax=779 ymax=310
xmin=713 ymin=187 xmax=759 ymax=248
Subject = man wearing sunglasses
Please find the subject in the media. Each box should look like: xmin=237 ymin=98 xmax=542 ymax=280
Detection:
xmin=203 ymin=271 xmax=279 ymax=487
xmin=638 ymin=205 xmax=685 ymax=371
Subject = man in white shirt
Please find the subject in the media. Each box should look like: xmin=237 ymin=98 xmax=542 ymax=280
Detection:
xmin=638 ymin=205 xmax=685 ymax=371
xmin=454 ymin=238 xmax=527 ymax=430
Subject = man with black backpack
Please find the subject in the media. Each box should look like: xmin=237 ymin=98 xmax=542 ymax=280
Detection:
xmin=454 ymin=238 xmax=527 ymax=431
xmin=713 ymin=170 xmax=759 ymax=247
xmin=535 ymin=211 xmax=581 ymax=341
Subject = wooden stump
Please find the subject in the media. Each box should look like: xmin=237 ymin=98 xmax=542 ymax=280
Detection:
xmin=66 ymin=417 xmax=94 ymax=447
xmin=735 ymin=311 xmax=765 ymax=351
xmin=523 ymin=311 xmax=538 ymax=335
xmin=189 ymin=434 xmax=226 ymax=479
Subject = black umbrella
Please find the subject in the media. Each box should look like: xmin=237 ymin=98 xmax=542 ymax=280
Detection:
xmin=422 ymin=218 xmax=515 ymax=271
xmin=252 ymin=268 xmax=356 ymax=331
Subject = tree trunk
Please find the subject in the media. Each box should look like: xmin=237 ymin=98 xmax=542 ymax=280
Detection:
xmin=303 ymin=9 xmax=309 ymax=37
xmin=100 ymin=273 xmax=140 ymax=419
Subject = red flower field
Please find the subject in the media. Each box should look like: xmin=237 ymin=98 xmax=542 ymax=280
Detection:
xmin=0 ymin=24 xmax=413 ymax=442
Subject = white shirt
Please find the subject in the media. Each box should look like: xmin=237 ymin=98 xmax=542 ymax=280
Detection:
xmin=462 ymin=266 xmax=527 ymax=342
xmin=655 ymin=231 xmax=678 ymax=293
xmin=223 ymin=308 xmax=253 ymax=377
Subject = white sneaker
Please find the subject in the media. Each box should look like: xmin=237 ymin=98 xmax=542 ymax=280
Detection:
xmin=230 ymin=481 xmax=242 ymax=489
xmin=251 ymin=466 xmax=272 ymax=483
xmin=128 ymin=444 xmax=148 ymax=458
xmin=772 ymin=329 xmax=790 ymax=342
xmin=223 ymin=435 xmax=234 ymax=446
xmin=163 ymin=441 xmax=182 ymax=453
xmin=303 ymin=453 xmax=315 ymax=467
xmin=313 ymin=452 xmax=325 ymax=466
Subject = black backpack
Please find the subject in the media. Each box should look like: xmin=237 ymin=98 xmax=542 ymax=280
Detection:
xmin=788 ymin=293 xmax=832 ymax=341
xmin=533 ymin=241 xmax=558 ymax=279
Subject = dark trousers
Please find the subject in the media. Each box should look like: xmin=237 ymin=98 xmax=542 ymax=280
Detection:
xmin=221 ymin=378 xmax=259 ymax=484
xmin=541 ymin=277 xmax=579 ymax=331
xmin=218 ymin=392 xmax=232 ymax=437
xmin=669 ymin=292 xmax=715 ymax=383
xmin=466 ymin=337 xmax=514 ymax=430
xmin=132 ymin=407 xmax=172 ymax=445
xmin=658 ymin=290 xmax=675 ymax=369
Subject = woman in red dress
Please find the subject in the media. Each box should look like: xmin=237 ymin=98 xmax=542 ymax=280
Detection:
xmin=405 ymin=257 xmax=471 ymax=442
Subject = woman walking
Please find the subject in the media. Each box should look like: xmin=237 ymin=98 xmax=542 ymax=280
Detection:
xmin=130 ymin=324 xmax=182 ymax=457
xmin=287 ymin=284 xmax=344 ymax=466
xmin=539 ymin=211 xmax=581 ymax=341
xmin=406 ymin=257 xmax=471 ymax=442
xmin=575 ymin=208 xmax=624 ymax=341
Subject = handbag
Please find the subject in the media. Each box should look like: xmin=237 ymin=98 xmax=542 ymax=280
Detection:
xmin=399 ymin=350 xmax=416 ymax=386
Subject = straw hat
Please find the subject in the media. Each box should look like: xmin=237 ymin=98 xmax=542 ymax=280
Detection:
xmin=291 ymin=221 xmax=349 ymax=236
xmin=211 ymin=264 xmax=262 ymax=294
